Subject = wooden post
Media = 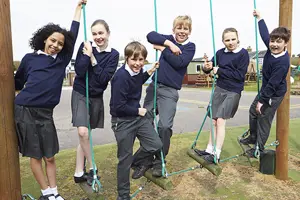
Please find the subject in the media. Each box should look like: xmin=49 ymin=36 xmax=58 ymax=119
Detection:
xmin=0 ymin=0 xmax=22 ymax=199
xmin=276 ymin=0 xmax=293 ymax=180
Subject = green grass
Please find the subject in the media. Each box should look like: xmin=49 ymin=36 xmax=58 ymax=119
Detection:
xmin=21 ymin=119 xmax=300 ymax=200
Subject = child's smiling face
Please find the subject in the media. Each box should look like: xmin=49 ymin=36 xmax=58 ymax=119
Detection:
xmin=173 ymin=24 xmax=191 ymax=44
xmin=91 ymin=23 xmax=110 ymax=48
xmin=127 ymin=53 xmax=145 ymax=73
xmin=269 ymin=37 xmax=287 ymax=55
xmin=44 ymin=32 xmax=65 ymax=55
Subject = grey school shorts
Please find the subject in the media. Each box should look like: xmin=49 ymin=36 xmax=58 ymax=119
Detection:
xmin=71 ymin=90 xmax=104 ymax=129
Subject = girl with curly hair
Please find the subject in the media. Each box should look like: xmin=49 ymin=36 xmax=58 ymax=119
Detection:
xmin=14 ymin=1 xmax=87 ymax=199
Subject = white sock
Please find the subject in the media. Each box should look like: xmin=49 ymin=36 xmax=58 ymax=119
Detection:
xmin=51 ymin=186 xmax=64 ymax=200
xmin=74 ymin=171 xmax=84 ymax=177
xmin=41 ymin=187 xmax=55 ymax=200
xmin=41 ymin=187 xmax=52 ymax=195
xmin=51 ymin=186 xmax=58 ymax=196
xmin=216 ymin=148 xmax=222 ymax=159
xmin=89 ymin=167 xmax=97 ymax=171
xmin=205 ymin=144 xmax=213 ymax=154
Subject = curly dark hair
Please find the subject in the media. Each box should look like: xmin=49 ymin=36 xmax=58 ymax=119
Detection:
xmin=29 ymin=23 xmax=74 ymax=55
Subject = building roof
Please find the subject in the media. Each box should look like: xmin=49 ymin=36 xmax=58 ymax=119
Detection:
xmin=248 ymin=50 xmax=267 ymax=59
xmin=192 ymin=50 xmax=267 ymax=62
xmin=191 ymin=57 xmax=205 ymax=62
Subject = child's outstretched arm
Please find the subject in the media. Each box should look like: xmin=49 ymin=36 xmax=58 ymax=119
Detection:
xmin=73 ymin=0 xmax=87 ymax=22
xmin=253 ymin=10 xmax=270 ymax=48
xmin=146 ymin=62 xmax=159 ymax=76
xmin=63 ymin=0 xmax=87 ymax=60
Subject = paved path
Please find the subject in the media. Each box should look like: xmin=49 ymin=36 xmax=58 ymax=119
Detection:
xmin=54 ymin=86 xmax=300 ymax=150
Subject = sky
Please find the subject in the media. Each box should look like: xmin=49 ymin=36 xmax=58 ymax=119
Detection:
xmin=9 ymin=0 xmax=300 ymax=62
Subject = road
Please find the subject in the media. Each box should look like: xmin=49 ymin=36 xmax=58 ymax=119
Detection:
xmin=54 ymin=86 xmax=300 ymax=149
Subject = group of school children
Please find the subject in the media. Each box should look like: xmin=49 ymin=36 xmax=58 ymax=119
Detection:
xmin=14 ymin=0 xmax=291 ymax=199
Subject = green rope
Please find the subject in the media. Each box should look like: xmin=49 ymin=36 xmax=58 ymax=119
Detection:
xmin=219 ymin=154 xmax=243 ymax=163
xmin=253 ymin=0 xmax=260 ymax=95
xmin=167 ymin=165 xmax=202 ymax=177
xmin=130 ymin=180 xmax=151 ymax=199
xmin=82 ymin=4 xmax=102 ymax=192
xmin=207 ymin=0 xmax=218 ymax=164
xmin=265 ymin=140 xmax=279 ymax=148
xmin=253 ymin=0 xmax=261 ymax=159
xmin=152 ymin=0 xmax=167 ymax=177
xmin=190 ymin=0 xmax=218 ymax=165
xmin=191 ymin=111 xmax=209 ymax=148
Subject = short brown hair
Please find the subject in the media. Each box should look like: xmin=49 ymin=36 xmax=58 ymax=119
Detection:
xmin=124 ymin=41 xmax=148 ymax=61
xmin=270 ymin=27 xmax=291 ymax=43
xmin=173 ymin=15 xmax=192 ymax=32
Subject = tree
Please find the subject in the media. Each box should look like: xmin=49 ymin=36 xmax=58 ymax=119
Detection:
xmin=119 ymin=54 xmax=125 ymax=61
xmin=13 ymin=61 xmax=21 ymax=71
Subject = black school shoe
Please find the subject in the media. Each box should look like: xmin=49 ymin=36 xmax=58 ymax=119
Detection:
xmin=152 ymin=163 xmax=163 ymax=177
xmin=132 ymin=165 xmax=150 ymax=179
xmin=246 ymin=148 xmax=260 ymax=158
xmin=38 ymin=194 xmax=55 ymax=200
xmin=194 ymin=149 xmax=211 ymax=156
xmin=87 ymin=169 xmax=101 ymax=186
xmin=202 ymin=154 xmax=219 ymax=164
xmin=240 ymin=136 xmax=256 ymax=145
xmin=74 ymin=173 xmax=89 ymax=183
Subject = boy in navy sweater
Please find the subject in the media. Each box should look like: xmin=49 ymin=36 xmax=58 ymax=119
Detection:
xmin=240 ymin=10 xmax=291 ymax=157
xmin=144 ymin=15 xmax=195 ymax=176
xmin=110 ymin=41 xmax=162 ymax=200
xmin=14 ymin=1 xmax=86 ymax=200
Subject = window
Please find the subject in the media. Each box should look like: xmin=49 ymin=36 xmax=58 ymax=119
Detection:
xmin=196 ymin=64 xmax=202 ymax=73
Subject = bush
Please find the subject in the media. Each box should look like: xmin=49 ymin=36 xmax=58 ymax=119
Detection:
xmin=13 ymin=61 xmax=21 ymax=71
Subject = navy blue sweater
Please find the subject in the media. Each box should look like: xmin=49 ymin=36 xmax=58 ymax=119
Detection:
xmin=14 ymin=21 xmax=79 ymax=108
xmin=110 ymin=65 xmax=150 ymax=117
xmin=258 ymin=20 xmax=290 ymax=105
xmin=73 ymin=42 xmax=119 ymax=97
xmin=206 ymin=48 xmax=249 ymax=94
xmin=147 ymin=31 xmax=195 ymax=90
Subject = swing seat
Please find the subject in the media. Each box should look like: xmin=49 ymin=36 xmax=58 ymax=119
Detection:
xmin=143 ymin=169 xmax=173 ymax=190
xmin=187 ymin=149 xmax=222 ymax=176
xmin=78 ymin=182 xmax=106 ymax=200
xmin=237 ymin=136 xmax=259 ymax=167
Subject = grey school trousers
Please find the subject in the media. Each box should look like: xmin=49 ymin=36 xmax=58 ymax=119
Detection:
xmin=249 ymin=94 xmax=284 ymax=150
xmin=111 ymin=116 xmax=162 ymax=199
xmin=143 ymin=82 xmax=179 ymax=165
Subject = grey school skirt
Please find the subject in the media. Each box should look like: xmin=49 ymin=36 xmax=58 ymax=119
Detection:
xmin=14 ymin=104 xmax=59 ymax=159
xmin=71 ymin=90 xmax=104 ymax=129
xmin=208 ymin=86 xmax=241 ymax=119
